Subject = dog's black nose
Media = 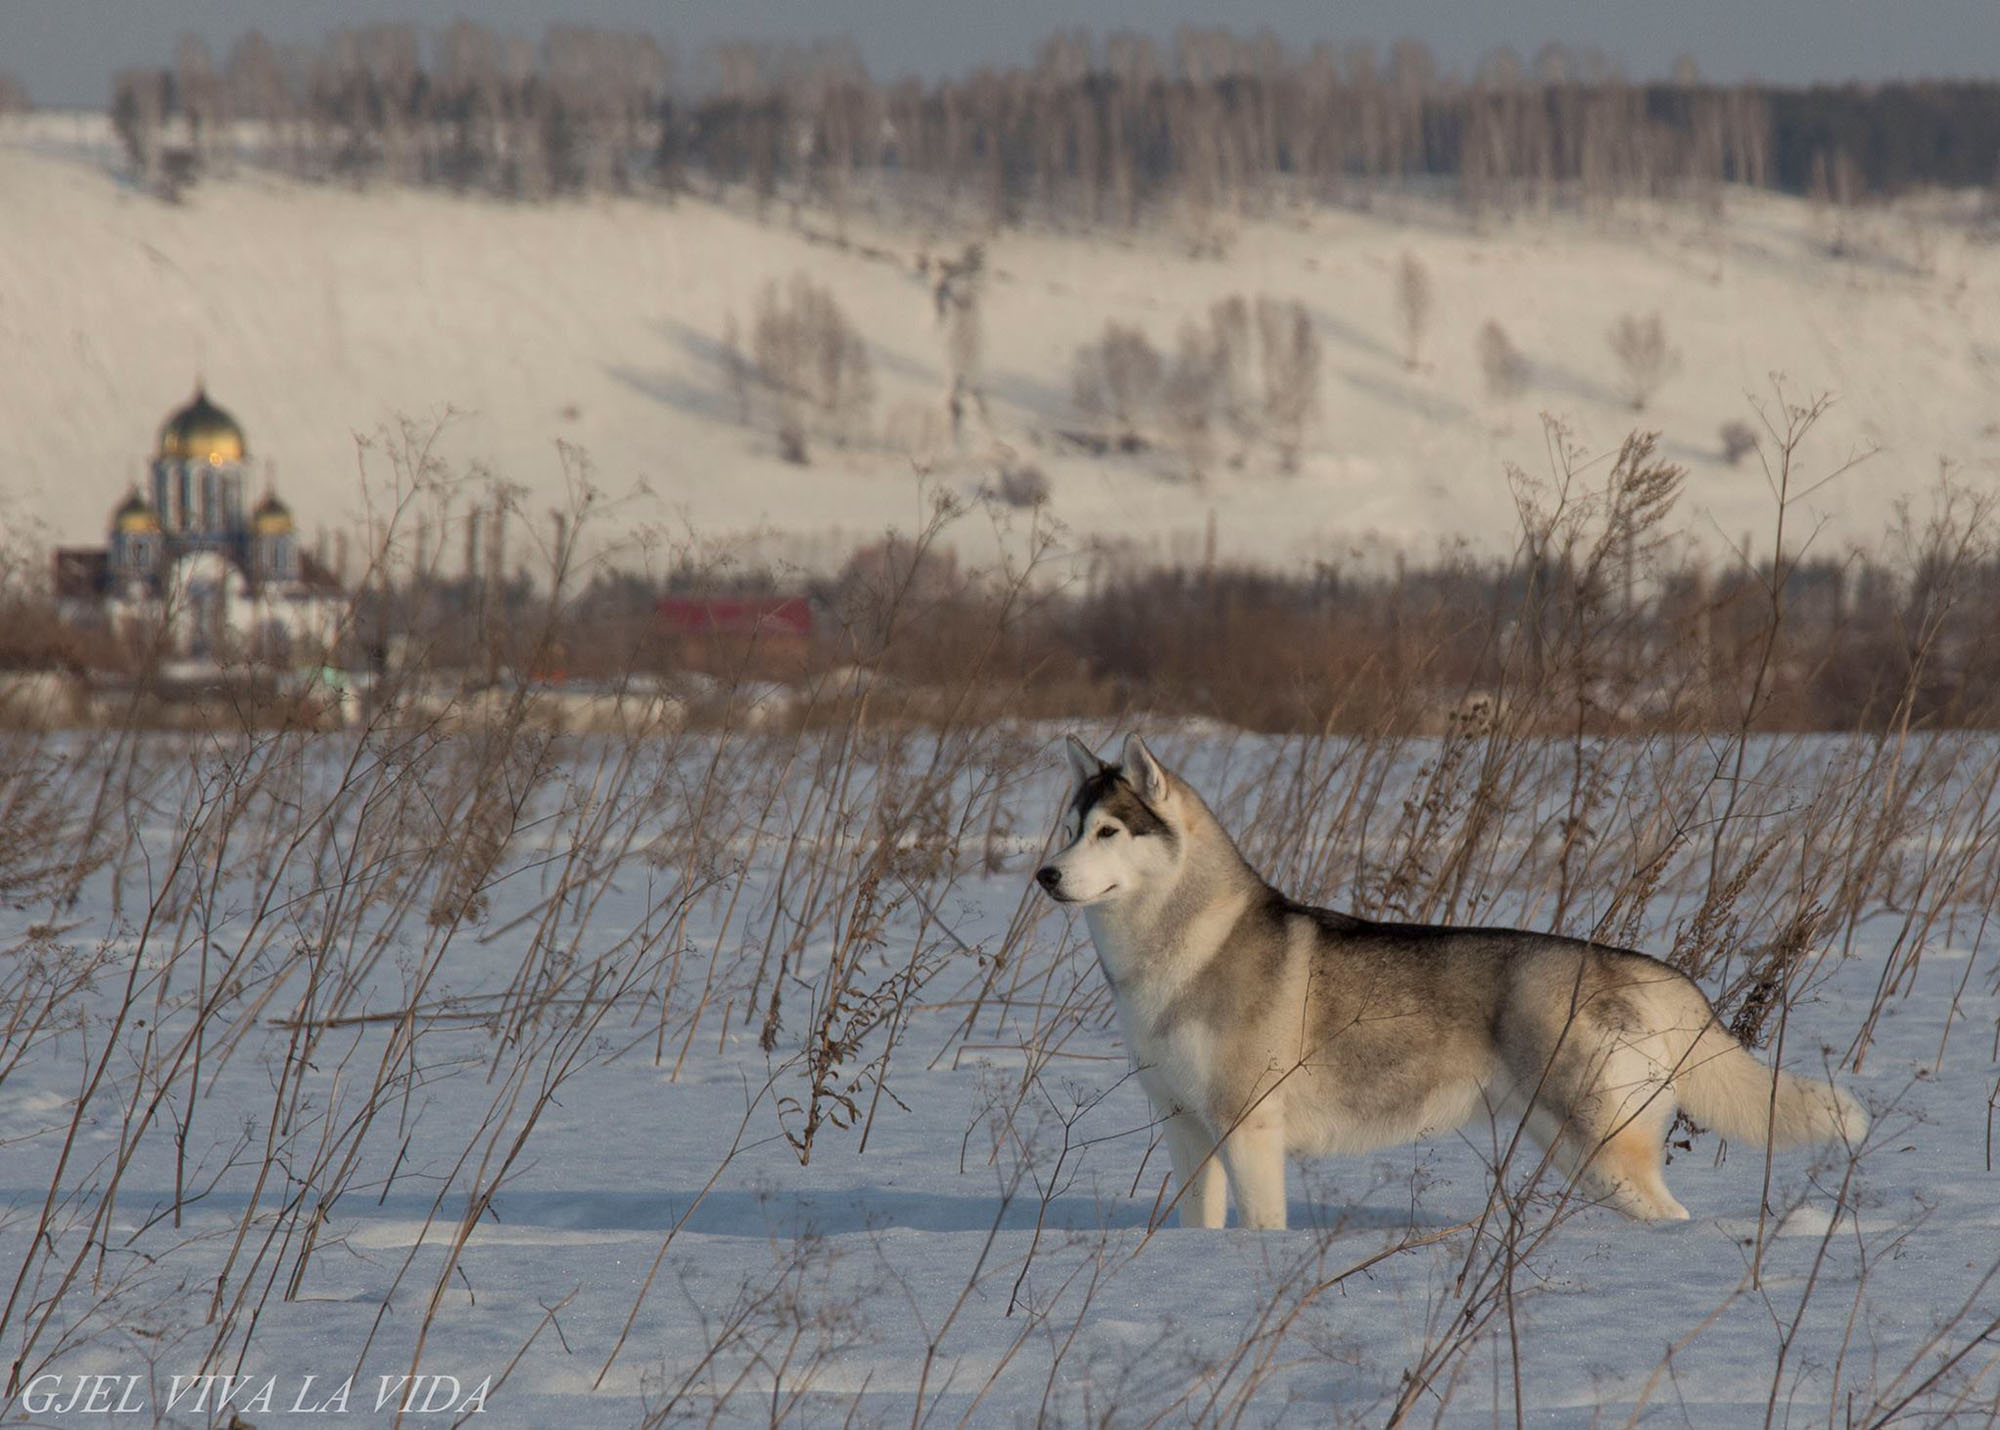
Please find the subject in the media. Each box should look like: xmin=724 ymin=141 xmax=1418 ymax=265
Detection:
xmin=1036 ymin=866 xmax=1061 ymax=892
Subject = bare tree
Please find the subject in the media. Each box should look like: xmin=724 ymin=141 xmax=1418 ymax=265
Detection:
xmin=1473 ymin=46 xmax=1526 ymax=90
xmin=752 ymin=288 xmax=809 ymax=463
xmin=1477 ymin=320 xmax=1529 ymax=400
xmin=615 ymin=33 xmax=674 ymax=188
xmin=223 ymin=31 xmax=292 ymax=168
xmin=802 ymin=281 xmax=874 ymax=444
xmin=174 ymin=33 xmax=225 ymax=168
xmin=1257 ymin=297 xmax=1321 ymax=471
xmin=1386 ymin=39 xmax=1436 ymax=177
xmin=1101 ymin=32 xmax=1157 ymax=224
xmin=0 ymin=72 xmax=32 ymax=114
xmin=1809 ymin=147 xmax=1864 ymax=257
xmin=544 ymin=25 xmax=666 ymax=193
xmin=1073 ymin=321 xmax=1164 ymax=449
xmin=228 ymin=33 xmax=292 ymax=118
xmin=933 ymin=244 xmax=985 ymax=443
xmin=749 ymin=274 xmax=875 ymax=464
xmin=723 ymin=314 xmax=750 ymax=425
xmin=436 ymin=19 xmax=503 ymax=188
xmin=1606 ymin=311 xmax=1682 ymax=411
xmin=495 ymin=33 xmax=545 ymax=197
xmin=356 ymin=24 xmax=422 ymax=184
xmin=111 ymin=68 xmax=169 ymax=188
xmin=1163 ymin=320 xmax=1222 ymax=480
xmin=1209 ymin=295 xmax=1258 ymax=462
xmin=1396 ymin=251 xmax=1433 ymax=369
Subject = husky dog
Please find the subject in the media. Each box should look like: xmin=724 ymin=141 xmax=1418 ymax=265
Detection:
xmin=1036 ymin=734 xmax=1867 ymax=1229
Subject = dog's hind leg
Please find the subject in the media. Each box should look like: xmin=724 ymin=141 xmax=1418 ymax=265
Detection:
xmin=1580 ymin=1044 xmax=1694 ymax=1221
xmin=1516 ymin=1072 xmax=1691 ymax=1222
xmin=1163 ymin=1112 xmax=1227 ymax=1229
xmin=1583 ymin=1120 xmax=1691 ymax=1222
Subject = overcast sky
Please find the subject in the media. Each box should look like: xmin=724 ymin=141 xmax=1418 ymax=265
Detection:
xmin=6 ymin=0 xmax=2000 ymax=107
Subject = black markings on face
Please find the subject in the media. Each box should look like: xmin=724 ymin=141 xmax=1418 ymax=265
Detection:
xmin=1070 ymin=766 xmax=1175 ymax=845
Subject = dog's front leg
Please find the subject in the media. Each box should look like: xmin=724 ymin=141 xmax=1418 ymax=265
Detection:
xmin=1217 ymin=1110 xmax=1288 ymax=1230
xmin=1163 ymin=1111 xmax=1227 ymax=1228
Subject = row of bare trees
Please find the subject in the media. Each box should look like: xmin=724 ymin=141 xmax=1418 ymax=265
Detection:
xmin=102 ymin=22 xmax=1852 ymax=220
xmin=1072 ymin=296 xmax=1322 ymax=476
xmin=115 ymin=21 xmax=672 ymax=197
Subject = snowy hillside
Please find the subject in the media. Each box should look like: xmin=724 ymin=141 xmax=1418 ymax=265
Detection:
xmin=4 ymin=121 xmax=1999 ymax=576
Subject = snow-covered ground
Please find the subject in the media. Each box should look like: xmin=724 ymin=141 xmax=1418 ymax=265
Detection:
xmin=5 ymin=118 xmax=2000 ymax=578
xmin=1 ymin=721 xmax=1995 ymax=1425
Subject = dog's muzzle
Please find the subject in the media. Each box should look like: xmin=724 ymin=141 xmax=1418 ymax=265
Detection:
xmin=1035 ymin=865 xmax=1064 ymax=897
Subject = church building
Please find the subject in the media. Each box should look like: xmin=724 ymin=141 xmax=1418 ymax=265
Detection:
xmin=55 ymin=386 xmax=345 ymax=662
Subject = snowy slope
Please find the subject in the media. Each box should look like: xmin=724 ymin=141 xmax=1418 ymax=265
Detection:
xmin=4 ymin=120 xmax=2000 ymax=576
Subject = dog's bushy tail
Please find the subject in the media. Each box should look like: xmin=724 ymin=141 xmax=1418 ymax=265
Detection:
xmin=1672 ymin=1015 xmax=1867 ymax=1148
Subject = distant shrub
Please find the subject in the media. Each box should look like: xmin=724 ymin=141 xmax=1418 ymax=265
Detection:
xmin=1720 ymin=419 xmax=1759 ymax=466
xmin=990 ymin=461 xmax=1050 ymax=509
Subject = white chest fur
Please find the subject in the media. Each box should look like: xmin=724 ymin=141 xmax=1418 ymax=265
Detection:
xmin=1084 ymin=897 xmax=1243 ymax=1119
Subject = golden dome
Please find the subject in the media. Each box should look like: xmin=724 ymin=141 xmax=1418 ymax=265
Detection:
xmin=251 ymin=490 xmax=294 ymax=536
xmin=113 ymin=489 xmax=160 ymax=533
xmin=158 ymin=386 xmax=247 ymax=464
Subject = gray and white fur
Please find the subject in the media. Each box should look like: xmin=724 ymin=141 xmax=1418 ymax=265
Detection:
xmin=1036 ymin=733 xmax=1867 ymax=1229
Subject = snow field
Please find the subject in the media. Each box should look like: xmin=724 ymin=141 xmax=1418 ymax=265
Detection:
xmin=0 ymin=718 xmax=1996 ymax=1424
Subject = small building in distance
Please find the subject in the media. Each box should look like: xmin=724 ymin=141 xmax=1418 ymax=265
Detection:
xmin=657 ymin=595 xmax=812 ymax=675
xmin=54 ymin=386 xmax=345 ymax=663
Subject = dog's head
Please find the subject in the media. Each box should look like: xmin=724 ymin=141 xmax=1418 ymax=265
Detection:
xmin=1035 ymin=734 xmax=1182 ymax=907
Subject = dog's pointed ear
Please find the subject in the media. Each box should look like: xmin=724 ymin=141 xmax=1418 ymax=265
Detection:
xmin=1064 ymin=733 xmax=1106 ymax=784
xmin=1122 ymin=734 xmax=1169 ymax=803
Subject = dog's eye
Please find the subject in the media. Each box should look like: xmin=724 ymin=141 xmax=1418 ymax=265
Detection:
xmin=1096 ymin=826 xmax=1117 ymax=840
